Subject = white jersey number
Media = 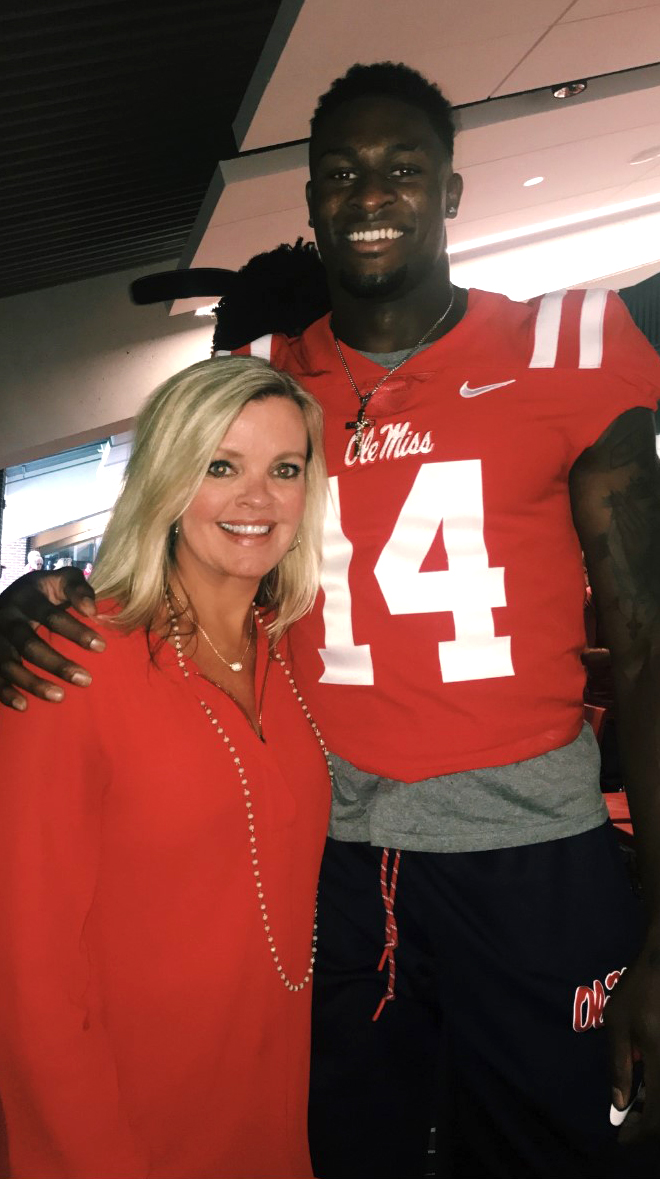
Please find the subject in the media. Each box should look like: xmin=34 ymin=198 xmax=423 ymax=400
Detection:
xmin=319 ymin=461 xmax=513 ymax=685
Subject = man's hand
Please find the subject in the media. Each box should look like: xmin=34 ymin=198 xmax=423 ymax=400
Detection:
xmin=606 ymin=942 xmax=660 ymax=1143
xmin=0 ymin=568 xmax=104 ymax=711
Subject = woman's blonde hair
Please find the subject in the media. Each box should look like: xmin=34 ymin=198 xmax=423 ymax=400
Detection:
xmin=91 ymin=356 xmax=326 ymax=641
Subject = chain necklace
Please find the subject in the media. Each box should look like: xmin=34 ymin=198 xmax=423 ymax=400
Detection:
xmin=334 ymin=284 xmax=455 ymax=457
xmin=169 ymin=585 xmax=254 ymax=673
xmin=166 ymin=590 xmax=334 ymax=992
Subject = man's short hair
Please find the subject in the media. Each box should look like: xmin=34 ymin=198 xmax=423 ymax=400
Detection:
xmin=310 ymin=62 xmax=456 ymax=160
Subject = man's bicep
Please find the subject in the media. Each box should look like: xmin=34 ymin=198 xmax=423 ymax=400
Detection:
xmin=569 ymin=407 xmax=660 ymax=663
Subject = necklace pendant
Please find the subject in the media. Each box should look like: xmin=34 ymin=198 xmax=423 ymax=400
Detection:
xmin=228 ymin=661 xmax=243 ymax=673
xmin=350 ymin=413 xmax=376 ymax=458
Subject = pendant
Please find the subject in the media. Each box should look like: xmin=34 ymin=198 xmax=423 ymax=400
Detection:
xmin=346 ymin=411 xmax=376 ymax=458
xmin=229 ymin=661 xmax=243 ymax=672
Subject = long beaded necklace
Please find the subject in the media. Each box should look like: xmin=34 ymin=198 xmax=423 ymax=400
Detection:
xmin=335 ymin=284 xmax=455 ymax=457
xmin=166 ymin=590 xmax=333 ymax=993
xmin=169 ymin=585 xmax=254 ymax=673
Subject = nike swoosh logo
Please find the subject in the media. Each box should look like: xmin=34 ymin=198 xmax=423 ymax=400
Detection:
xmin=459 ymin=379 xmax=516 ymax=398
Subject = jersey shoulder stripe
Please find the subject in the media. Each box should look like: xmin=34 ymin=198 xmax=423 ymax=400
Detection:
xmin=578 ymin=288 xmax=608 ymax=369
xmin=527 ymin=287 xmax=609 ymax=371
xmin=246 ymin=333 xmax=274 ymax=361
xmin=528 ymin=288 xmax=567 ymax=369
xmin=214 ymin=336 xmax=276 ymax=360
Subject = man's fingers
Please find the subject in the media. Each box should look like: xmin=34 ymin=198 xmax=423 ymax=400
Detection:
xmin=0 ymin=568 xmax=98 ymax=618
xmin=0 ymin=586 xmax=102 ymax=709
xmin=1 ymin=602 xmax=104 ymax=656
xmin=55 ymin=567 xmax=97 ymax=615
xmin=41 ymin=607 xmax=105 ymax=651
xmin=0 ymin=680 xmax=28 ymax=711
xmin=0 ymin=578 xmax=71 ymax=627
xmin=0 ymin=657 xmax=67 ymax=703
xmin=28 ymin=567 xmax=96 ymax=611
xmin=0 ymin=624 xmax=93 ymax=685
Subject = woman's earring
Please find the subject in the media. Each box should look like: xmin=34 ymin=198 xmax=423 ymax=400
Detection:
xmin=288 ymin=534 xmax=301 ymax=552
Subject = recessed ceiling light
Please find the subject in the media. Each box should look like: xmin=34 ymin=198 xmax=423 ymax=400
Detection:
xmin=523 ymin=176 xmax=545 ymax=187
xmin=194 ymin=304 xmax=218 ymax=317
xmin=629 ymin=146 xmax=660 ymax=166
xmin=552 ymin=80 xmax=587 ymax=100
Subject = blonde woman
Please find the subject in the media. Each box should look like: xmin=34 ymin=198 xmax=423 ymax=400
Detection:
xmin=0 ymin=357 xmax=331 ymax=1179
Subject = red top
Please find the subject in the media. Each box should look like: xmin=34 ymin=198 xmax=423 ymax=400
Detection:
xmin=235 ymin=288 xmax=660 ymax=780
xmin=0 ymin=613 xmax=330 ymax=1179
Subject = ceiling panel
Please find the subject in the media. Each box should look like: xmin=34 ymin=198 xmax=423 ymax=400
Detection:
xmin=455 ymin=82 xmax=660 ymax=166
xmin=234 ymin=0 xmax=571 ymax=150
xmin=494 ymin=5 xmax=660 ymax=95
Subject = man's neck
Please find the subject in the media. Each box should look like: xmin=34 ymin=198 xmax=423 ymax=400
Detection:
xmin=330 ymin=278 xmax=467 ymax=353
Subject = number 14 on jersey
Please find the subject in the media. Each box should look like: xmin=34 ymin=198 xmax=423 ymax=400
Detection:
xmin=319 ymin=461 xmax=514 ymax=685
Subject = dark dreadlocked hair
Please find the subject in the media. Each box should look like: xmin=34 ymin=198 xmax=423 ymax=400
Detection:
xmin=310 ymin=62 xmax=456 ymax=161
xmin=211 ymin=238 xmax=331 ymax=353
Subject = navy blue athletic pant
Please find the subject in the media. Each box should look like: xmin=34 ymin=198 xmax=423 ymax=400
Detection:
xmin=308 ymin=826 xmax=659 ymax=1178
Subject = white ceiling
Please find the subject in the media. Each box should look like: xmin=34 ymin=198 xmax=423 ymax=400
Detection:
xmin=172 ymin=0 xmax=660 ymax=312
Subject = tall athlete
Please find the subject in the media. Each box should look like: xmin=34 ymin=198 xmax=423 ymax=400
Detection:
xmin=2 ymin=64 xmax=660 ymax=1178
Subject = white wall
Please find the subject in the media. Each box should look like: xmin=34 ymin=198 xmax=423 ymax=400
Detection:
xmin=450 ymin=206 xmax=660 ymax=300
xmin=0 ymin=262 xmax=214 ymax=469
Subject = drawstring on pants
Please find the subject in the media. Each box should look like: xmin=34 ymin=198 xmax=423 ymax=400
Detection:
xmin=372 ymin=847 xmax=401 ymax=1022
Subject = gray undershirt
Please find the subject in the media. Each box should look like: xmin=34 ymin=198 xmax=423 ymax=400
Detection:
xmin=328 ymin=345 xmax=608 ymax=853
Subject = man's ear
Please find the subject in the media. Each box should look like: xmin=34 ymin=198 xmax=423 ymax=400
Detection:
xmin=305 ymin=180 xmax=314 ymax=228
xmin=446 ymin=172 xmax=464 ymax=218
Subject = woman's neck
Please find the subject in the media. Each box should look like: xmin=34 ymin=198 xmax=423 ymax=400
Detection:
xmin=169 ymin=563 xmax=258 ymax=645
xmin=167 ymin=563 xmax=263 ymax=736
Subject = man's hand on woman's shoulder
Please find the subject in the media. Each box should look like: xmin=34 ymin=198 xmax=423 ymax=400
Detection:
xmin=0 ymin=567 xmax=103 ymax=711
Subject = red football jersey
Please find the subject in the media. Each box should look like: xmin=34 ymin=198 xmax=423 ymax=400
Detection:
xmin=232 ymin=288 xmax=660 ymax=781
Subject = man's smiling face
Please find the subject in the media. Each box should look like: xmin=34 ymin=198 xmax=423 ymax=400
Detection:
xmin=306 ymin=94 xmax=462 ymax=302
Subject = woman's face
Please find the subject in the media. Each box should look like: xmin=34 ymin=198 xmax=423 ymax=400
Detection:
xmin=176 ymin=396 xmax=309 ymax=589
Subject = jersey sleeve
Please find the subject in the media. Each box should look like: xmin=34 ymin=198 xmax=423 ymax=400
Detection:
xmin=581 ymin=291 xmax=659 ymax=455
xmin=602 ymin=289 xmax=660 ymax=386
xmin=0 ymin=633 xmax=148 ymax=1179
xmin=532 ymin=289 xmax=660 ymax=465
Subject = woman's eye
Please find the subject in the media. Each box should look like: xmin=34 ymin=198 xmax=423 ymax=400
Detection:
xmin=273 ymin=462 xmax=302 ymax=479
xmin=207 ymin=460 xmax=233 ymax=478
